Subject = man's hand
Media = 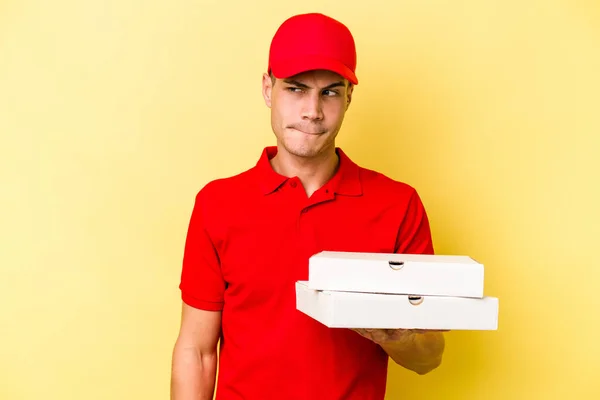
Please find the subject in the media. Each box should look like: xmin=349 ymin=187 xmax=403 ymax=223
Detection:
xmin=352 ymin=328 xmax=448 ymax=344
xmin=352 ymin=328 xmax=447 ymax=375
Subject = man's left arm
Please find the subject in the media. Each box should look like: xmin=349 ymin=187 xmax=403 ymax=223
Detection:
xmin=355 ymin=188 xmax=446 ymax=375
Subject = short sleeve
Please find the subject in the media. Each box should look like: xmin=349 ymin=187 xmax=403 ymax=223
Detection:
xmin=178 ymin=188 xmax=225 ymax=311
xmin=394 ymin=189 xmax=435 ymax=255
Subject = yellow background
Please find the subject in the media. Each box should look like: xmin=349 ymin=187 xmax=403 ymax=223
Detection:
xmin=1 ymin=0 xmax=599 ymax=399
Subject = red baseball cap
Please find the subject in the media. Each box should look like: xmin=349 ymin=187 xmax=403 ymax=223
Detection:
xmin=268 ymin=13 xmax=358 ymax=85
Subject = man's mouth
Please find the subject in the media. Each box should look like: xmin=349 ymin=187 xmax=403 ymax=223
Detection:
xmin=289 ymin=126 xmax=325 ymax=135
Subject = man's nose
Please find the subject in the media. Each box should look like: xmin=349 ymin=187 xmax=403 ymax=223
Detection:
xmin=301 ymin=93 xmax=324 ymax=121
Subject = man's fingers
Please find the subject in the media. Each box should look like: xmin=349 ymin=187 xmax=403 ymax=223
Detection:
xmin=351 ymin=328 xmax=382 ymax=342
xmin=351 ymin=328 xmax=369 ymax=337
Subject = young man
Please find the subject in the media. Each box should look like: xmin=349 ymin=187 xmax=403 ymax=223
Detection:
xmin=171 ymin=13 xmax=446 ymax=400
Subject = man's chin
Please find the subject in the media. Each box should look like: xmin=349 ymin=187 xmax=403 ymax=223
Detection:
xmin=287 ymin=148 xmax=315 ymax=158
xmin=282 ymin=143 xmax=328 ymax=159
xmin=277 ymin=133 xmax=335 ymax=159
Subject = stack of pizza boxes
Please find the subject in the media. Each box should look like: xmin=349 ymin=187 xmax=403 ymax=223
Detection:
xmin=296 ymin=251 xmax=499 ymax=330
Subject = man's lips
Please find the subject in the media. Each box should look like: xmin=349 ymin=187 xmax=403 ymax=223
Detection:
xmin=288 ymin=126 xmax=325 ymax=135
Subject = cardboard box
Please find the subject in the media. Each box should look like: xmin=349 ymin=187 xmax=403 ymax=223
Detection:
xmin=295 ymin=281 xmax=499 ymax=330
xmin=308 ymin=251 xmax=485 ymax=298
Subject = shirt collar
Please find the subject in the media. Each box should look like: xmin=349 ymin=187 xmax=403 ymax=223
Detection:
xmin=255 ymin=146 xmax=362 ymax=196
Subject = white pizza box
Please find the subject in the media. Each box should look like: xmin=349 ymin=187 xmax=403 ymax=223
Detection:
xmin=295 ymin=281 xmax=498 ymax=330
xmin=308 ymin=251 xmax=485 ymax=298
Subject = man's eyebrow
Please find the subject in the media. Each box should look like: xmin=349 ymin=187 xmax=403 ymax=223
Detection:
xmin=283 ymin=79 xmax=310 ymax=88
xmin=322 ymin=81 xmax=346 ymax=89
xmin=282 ymin=79 xmax=346 ymax=90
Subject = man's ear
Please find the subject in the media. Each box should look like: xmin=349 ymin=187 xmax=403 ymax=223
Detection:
xmin=345 ymin=83 xmax=354 ymax=110
xmin=262 ymin=73 xmax=273 ymax=108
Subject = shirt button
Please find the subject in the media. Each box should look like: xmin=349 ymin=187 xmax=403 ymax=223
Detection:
xmin=290 ymin=181 xmax=297 ymax=188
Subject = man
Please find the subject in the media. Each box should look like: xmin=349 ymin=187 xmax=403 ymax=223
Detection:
xmin=171 ymin=12 xmax=445 ymax=400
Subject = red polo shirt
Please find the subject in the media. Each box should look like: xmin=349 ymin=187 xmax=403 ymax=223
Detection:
xmin=179 ymin=146 xmax=434 ymax=400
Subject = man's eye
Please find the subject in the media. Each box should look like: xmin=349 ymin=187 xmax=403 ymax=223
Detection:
xmin=287 ymin=87 xmax=302 ymax=93
xmin=323 ymin=90 xmax=338 ymax=96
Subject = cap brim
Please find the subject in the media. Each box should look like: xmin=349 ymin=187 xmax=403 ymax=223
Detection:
xmin=270 ymin=55 xmax=358 ymax=85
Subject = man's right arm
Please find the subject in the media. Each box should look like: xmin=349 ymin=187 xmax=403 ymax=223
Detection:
xmin=171 ymin=303 xmax=222 ymax=400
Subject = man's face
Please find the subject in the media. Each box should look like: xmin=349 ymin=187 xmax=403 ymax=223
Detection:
xmin=262 ymin=69 xmax=354 ymax=159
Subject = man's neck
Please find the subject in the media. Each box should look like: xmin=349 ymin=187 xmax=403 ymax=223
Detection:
xmin=270 ymin=146 xmax=339 ymax=197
